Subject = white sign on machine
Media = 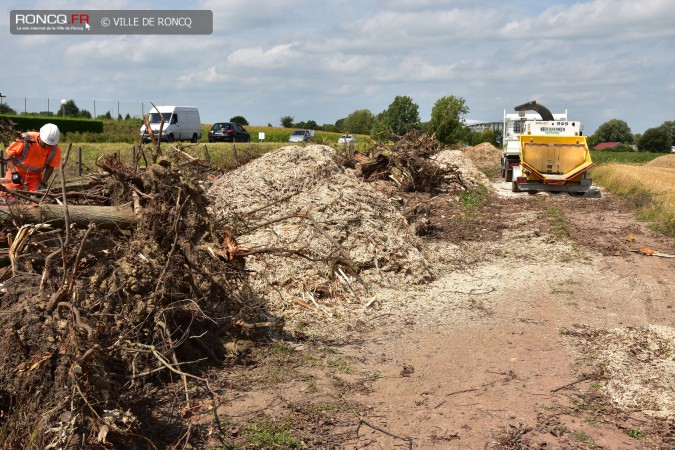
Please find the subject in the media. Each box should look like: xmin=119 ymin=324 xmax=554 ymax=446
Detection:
xmin=527 ymin=121 xmax=582 ymax=136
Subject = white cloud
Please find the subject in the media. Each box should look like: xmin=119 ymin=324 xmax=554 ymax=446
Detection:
xmin=354 ymin=7 xmax=501 ymax=46
xmin=178 ymin=66 xmax=231 ymax=85
xmin=390 ymin=57 xmax=458 ymax=81
xmin=226 ymin=43 xmax=300 ymax=69
xmin=63 ymin=35 xmax=219 ymax=67
xmin=324 ymin=54 xmax=372 ymax=74
xmin=501 ymin=0 xmax=675 ymax=40
xmin=199 ymin=0 xmax=314 ymax=33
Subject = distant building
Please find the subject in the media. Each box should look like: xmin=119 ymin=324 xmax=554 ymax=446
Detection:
xmin=465 ymin=120 xmax=503 ymax=134
xmin=593 ymin=142 xmax=622 ymax=150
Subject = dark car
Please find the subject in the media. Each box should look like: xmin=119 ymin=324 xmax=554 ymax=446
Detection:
xmin=208 ymin=122 xmax=251 ymax=142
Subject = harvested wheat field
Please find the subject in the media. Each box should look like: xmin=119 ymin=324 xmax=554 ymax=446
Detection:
xmin=591 ymin=155 xmax=675 ymax=233
xmin=646 ymin=153 xmax=675 ymax=168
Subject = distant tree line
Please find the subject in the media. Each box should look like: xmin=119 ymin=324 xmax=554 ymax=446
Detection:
xmin=278 ymin=94 xmax=498 ymax=147
xmin=279 ymin=95 xmax=672 ymax=151
xmin=589 ymin=118 xmax=674 ymax=153
xmin=7 ymin=97 xmax=669 ymax=151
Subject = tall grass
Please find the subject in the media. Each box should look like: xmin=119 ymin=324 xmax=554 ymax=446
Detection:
xmin=39 ymin=117 xmax=371 ymax=145
xmin=590 ymin=151 xmax=665 ymax=166
xmin=204 ymin=125 xmax=371 ymax=145
xmin=56 ymin=139 xmax=372 ymax=177
xmin=592 ymin=163 xmax=675 ymax=236
xmin=61 ymin=118 xmax=143 ymax=143
xmin=62 ymin=141 xmax=289 ymax=176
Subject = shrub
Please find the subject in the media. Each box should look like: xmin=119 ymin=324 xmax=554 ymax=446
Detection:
xmin=0 ymin=114 xmax=103 ymax=134
xmin=638 ymin=127 xmax=671 ymax=153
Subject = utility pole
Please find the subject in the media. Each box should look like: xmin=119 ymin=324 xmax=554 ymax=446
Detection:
xmin=0 ymin=92 xmax=6 ymax=106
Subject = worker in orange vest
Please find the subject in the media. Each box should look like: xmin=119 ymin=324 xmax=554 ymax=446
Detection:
xmin=4 ymin=123 xmax=62 ymax=192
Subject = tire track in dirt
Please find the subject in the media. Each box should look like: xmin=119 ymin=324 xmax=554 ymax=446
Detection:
xmin=211 ymin=154 xmax=673 ymax=449
xmin=316 ymin=189 xmax=674 ymax=449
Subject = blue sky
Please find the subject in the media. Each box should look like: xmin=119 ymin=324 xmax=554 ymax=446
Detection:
xmin=2 ymin=0 xmax=675 ymax=134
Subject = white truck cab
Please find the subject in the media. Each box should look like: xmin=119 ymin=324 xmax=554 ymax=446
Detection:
xmin=501 ymin=105 xmax=568 ymax=182
xmin=141 ymin=106 xmax=202 ymax=143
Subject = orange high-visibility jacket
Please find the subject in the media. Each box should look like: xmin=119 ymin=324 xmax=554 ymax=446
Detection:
xmin=4 ymin=131 xmax=61 ymax=191
xmin=7 ymin=131 xmax=61 ymax=173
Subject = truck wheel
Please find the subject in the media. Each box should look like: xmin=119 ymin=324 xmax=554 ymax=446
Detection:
xmin=167 ymin=133 xmax=175 ymax=143
xmin=505 ymin=169 xmax=513 ymax=182
xmin=511 ymin=181 xmax=520 ymax=193
xmin=191 ymin=133 xmax=198 ymax=143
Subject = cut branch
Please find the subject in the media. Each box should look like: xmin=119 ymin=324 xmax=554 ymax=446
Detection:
xmin=1 ymin=204 xmax=136 ymax=229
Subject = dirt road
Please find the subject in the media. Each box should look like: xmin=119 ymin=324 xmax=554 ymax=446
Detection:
xmin=216 ymin=180 xmax=674 ymax=449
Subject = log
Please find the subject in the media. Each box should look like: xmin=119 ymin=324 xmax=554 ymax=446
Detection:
xmin=0 ymin=204 xmax=136 ymax=229
xmin=355 ymin=154 xmax=390 ymax=179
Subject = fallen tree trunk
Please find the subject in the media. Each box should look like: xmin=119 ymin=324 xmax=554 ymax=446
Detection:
xmin=0 ymin=204 xmax=136 ymax=229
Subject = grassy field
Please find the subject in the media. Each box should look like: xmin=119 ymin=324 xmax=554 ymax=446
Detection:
xmin=5 ymin=136 xmax=673 ymax=236
xmin=228 ymin=126 xmax=371 ymax=145
xmin=589 ymin=150 xmax=666 ymax=166
xmin=60 ymin=120 xmax=371 ymax=146
xmin=591 ymin=155 xmax=675 ymax=235
xmin=53 ymin=140 xmax=368 ymax=176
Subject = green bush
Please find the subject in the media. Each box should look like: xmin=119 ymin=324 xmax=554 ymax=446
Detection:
xmin=638 ymin=126 xmax=671 ymax=152
xmin=62 ymin=131 xmax=138 ymax=144
xmin=604 ymin=144 xmax=635 ymax=152
xmin=0 ymin=114 xmax=103 ymax=134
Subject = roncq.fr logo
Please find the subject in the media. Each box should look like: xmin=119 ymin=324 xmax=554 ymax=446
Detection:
xmin=14 ymin=13 xmax=90 ymax=26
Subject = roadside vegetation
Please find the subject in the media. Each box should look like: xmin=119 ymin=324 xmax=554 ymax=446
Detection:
xmin=591 ymin=158 xmax=675 ymax=236
xmin=586 ymin=150 xmax=674 ymax=236
xmin=589 ymin=150 xmax=664 ymax=165
xmin=56 ymin=119 xmax=371 ymax=146
xmin=4 ymin=98 xmax=674 ymax=238
xmin=49 ymin=139 xmax=372 ymax=179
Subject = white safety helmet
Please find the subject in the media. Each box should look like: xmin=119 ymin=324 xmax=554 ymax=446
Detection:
xmin=39 ymin=123 xmax=60 ymax=146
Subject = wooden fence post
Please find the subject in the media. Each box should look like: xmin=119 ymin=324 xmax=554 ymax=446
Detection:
xmin=203 ymin=144 xmax=211 ymax=167
xmin=77 ymin=146 xmax=83 ymax=176
xmin=132 ymin=144 xmax=138 ymax=174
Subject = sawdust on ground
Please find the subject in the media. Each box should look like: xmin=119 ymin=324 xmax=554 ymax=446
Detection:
xmin=207 ymin=145 xmax=440 ymax=314
xmin=199 ymin=143 xmax=675 ymax=448
xmin=458 ymin=142 xmax=502 ymax=172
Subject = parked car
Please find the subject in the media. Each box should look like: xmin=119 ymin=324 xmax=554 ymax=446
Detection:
xmin=288 ymin=129 xmax=315 ymax=143
xmin=338 ymin=134 xmax=356 ymax=144
xmin=208 ymin=122 xmax=251 ymax=142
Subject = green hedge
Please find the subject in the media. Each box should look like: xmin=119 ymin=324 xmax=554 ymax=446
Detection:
xmin=0 ymin=114 xmax=103 ymax=134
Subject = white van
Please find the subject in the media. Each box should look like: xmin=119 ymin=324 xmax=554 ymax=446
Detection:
xmin=140 ymin=106 xmax=202 ymax=143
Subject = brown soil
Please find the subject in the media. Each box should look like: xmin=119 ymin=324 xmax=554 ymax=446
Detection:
xmin=1 ymin=142 xmax=673 ymax=449
xmin=199 ymin=146 xmax=674 ymax=449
